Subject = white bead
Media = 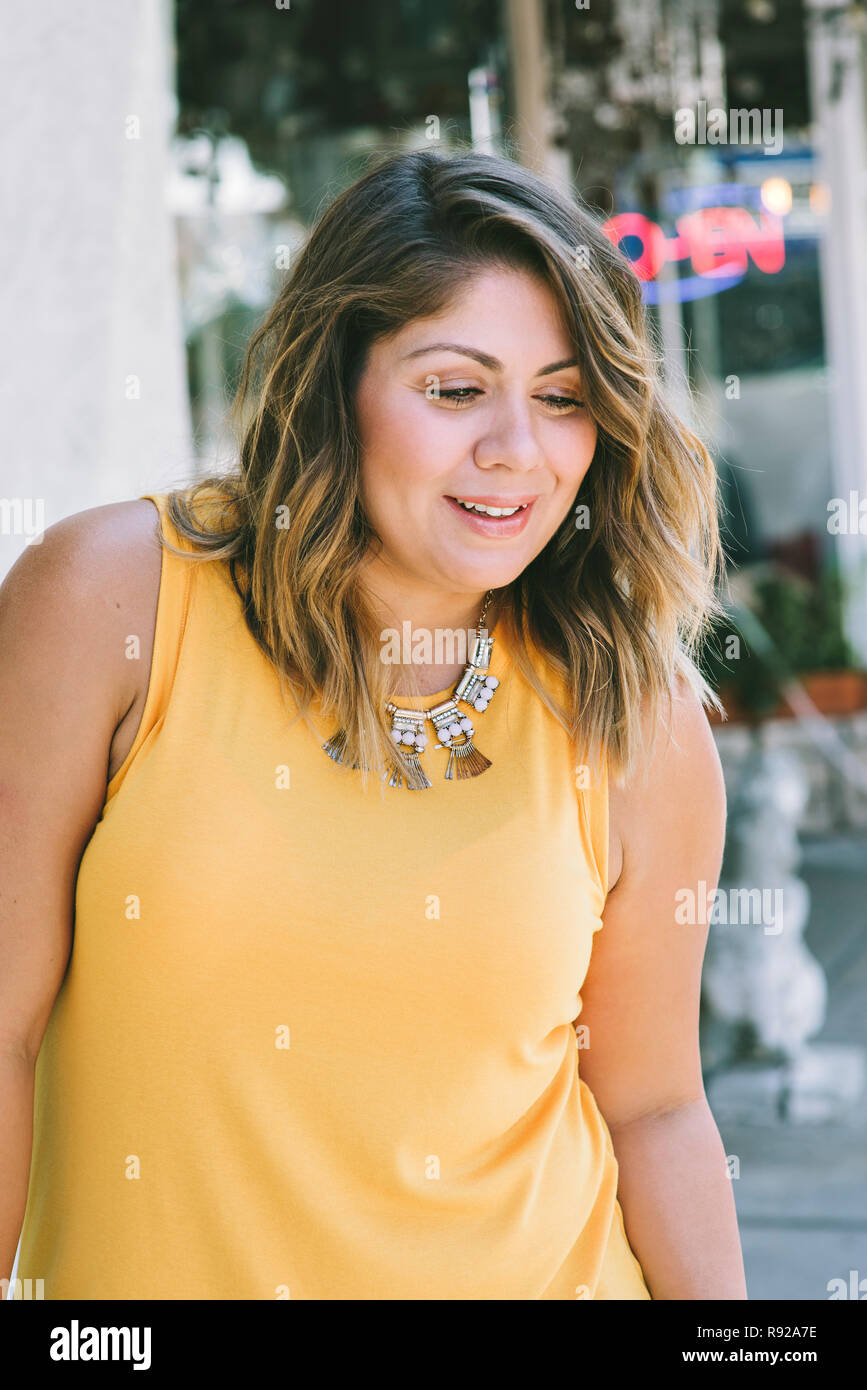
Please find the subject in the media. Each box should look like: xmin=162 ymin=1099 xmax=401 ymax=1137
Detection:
xmin=459 ymin=717 xmax=473 ymax=732
xmin=438 ymin=735 xmax=452 ymax=747
xmin=447 ymin=722 xmax=462 ymax=738
xmin=401 ymin=730 xmax=416 ymax=745
xmin=390 ymin=728 xmax=403 ymax=742
xmin=485 ymin=676 xmax=499 ymax=688
xmin=414 ymin=734 xmax=427 ymax=750
xmin=473 ymin=698 xmax=486 ymax=712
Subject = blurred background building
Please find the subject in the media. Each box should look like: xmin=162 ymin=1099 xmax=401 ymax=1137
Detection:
xmin=4 ymin=0 xmax=866 ymax=1300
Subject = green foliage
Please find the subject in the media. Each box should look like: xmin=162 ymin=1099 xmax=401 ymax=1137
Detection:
xmin=700 ymin=621 xmax=787 ymax=719
xmin=699 ymin=563 xmax=858 ymax=717
xmin=755 ymin=566 xmax=854 ymax=671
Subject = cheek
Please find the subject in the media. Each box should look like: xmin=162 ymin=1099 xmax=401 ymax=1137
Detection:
xmin=560 ymin=418 xmax=597 ymax=487
xmin=360 ymin=391 xmax=455 ymax=500
xmin=357 ymin=402 xmax=432 ymax=540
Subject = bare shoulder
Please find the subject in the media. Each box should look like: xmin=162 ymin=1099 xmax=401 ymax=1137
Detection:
xmin=607 ymin=673 xmax=726 ymax=894
xmin=0 ymin=498 xmax=164 ymax=786
xmin=3 ymin=496 xmax=162 ymax=590
xmin=2 ymin=497 xmax=162 ymax=670
xmin=2 ymin=495 xmax=162 ymax=631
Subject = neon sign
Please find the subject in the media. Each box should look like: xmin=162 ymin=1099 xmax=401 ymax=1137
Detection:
xmin=601 ymin=194 xmax=786 ymax=303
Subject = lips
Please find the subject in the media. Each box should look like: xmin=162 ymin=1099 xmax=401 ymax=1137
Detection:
xmin=443 ymin=494 xmax=537 ymax=536
xmin=449 ymin=495 xmax=539 ymax=508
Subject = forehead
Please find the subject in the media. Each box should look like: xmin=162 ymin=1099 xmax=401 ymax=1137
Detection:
xmin=377 ymin=265 xmax=574 ymax=360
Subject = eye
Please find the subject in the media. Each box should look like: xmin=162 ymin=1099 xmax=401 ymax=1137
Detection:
xmin=435 ymin=388 xmax=586 ymax=411
xmin=536 ymin=394 xmax=585 ymax=411
xmin=437 ymin=387 xmax=483 ymax=408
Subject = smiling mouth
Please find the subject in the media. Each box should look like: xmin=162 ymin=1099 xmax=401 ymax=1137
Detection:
xmin=442 ymin=494 xmax=538 ymax=536
xmin=446 ymin=496 xmax=534 ymax=517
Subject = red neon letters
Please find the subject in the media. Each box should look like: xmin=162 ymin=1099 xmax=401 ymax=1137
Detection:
xmin=602 ymin=207 xmax=786 ymax=281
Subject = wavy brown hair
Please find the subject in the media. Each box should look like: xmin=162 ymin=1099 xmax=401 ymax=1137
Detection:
xmin=162 ymin=145 xmax=725 ymax=790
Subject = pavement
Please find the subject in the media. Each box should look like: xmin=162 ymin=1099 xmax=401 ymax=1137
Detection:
xmin=716 ymin=833 xmax=867 ymax=1300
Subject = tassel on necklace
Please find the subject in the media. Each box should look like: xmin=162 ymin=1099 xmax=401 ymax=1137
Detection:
xmin=443 ymin=738 xmax=492 ymax=780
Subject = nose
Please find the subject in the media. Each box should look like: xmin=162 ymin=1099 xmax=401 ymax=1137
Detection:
xmin=471 ymin=393 xmax=546 ymax=473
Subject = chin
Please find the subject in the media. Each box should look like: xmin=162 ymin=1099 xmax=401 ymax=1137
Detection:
xmin=446 ymin=560 xmax=529 ymax=592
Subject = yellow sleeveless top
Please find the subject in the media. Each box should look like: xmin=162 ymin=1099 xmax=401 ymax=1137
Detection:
xmin=18 ymin=489 xmax=650 ymax=1300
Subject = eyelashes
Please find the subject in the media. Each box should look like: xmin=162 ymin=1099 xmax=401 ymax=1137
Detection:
xmin=436 ymin=387 xmax=585 ymax=412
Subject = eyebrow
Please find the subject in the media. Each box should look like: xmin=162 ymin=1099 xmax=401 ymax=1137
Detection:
xmin=401 ymin=341 xmax=581 ymax=377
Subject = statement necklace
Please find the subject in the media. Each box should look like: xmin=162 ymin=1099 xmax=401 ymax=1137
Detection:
xmin=322 ymin=590 xmax=500 ymax=790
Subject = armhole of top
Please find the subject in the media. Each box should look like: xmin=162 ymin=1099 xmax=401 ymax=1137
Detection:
xmin=577 ymin=743 xmax=610 ymax=910
xmin=103 ymin=492 xmax=194 ymax=806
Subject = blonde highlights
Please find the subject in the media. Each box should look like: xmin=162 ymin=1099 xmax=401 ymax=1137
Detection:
xmin=162 ymin=146 xmax=725 ymax=788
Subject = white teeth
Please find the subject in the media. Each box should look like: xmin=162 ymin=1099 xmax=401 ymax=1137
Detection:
xmin=453 ymin=499 xmax=528 ymax=517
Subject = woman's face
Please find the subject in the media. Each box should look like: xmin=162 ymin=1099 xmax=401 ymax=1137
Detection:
xmin=355 ymin=263 xmax=598 ymax=602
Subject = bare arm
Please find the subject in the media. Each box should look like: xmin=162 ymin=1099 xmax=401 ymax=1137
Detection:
xmin=0 ymin=503 xmax=159 ymax=1289
xmin=578 ymin=677 xmax=746 ymax=1300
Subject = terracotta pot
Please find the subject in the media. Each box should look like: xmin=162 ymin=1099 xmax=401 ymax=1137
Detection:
xmin=710 ymin=670 xmax=867 ymax=725
xmin=801 ymin=669 xmax=867 ymax=715
xmin=708 ymin=690 xmax=785 ymax=726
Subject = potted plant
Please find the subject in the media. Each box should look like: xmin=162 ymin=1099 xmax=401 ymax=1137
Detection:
xmin=701 ymin=562 xmax=867 ymax=723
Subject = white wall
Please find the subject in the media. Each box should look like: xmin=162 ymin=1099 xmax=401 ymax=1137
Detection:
xmin=0 ymin=0 xmax=194 ymax=578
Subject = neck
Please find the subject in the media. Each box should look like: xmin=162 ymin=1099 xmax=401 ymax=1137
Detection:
xmin=359 ymin=574 xmax=499 ymax=699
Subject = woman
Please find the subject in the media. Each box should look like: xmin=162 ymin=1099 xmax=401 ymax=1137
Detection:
xmin=2 ymin=148 xmax=746 ymax=1300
